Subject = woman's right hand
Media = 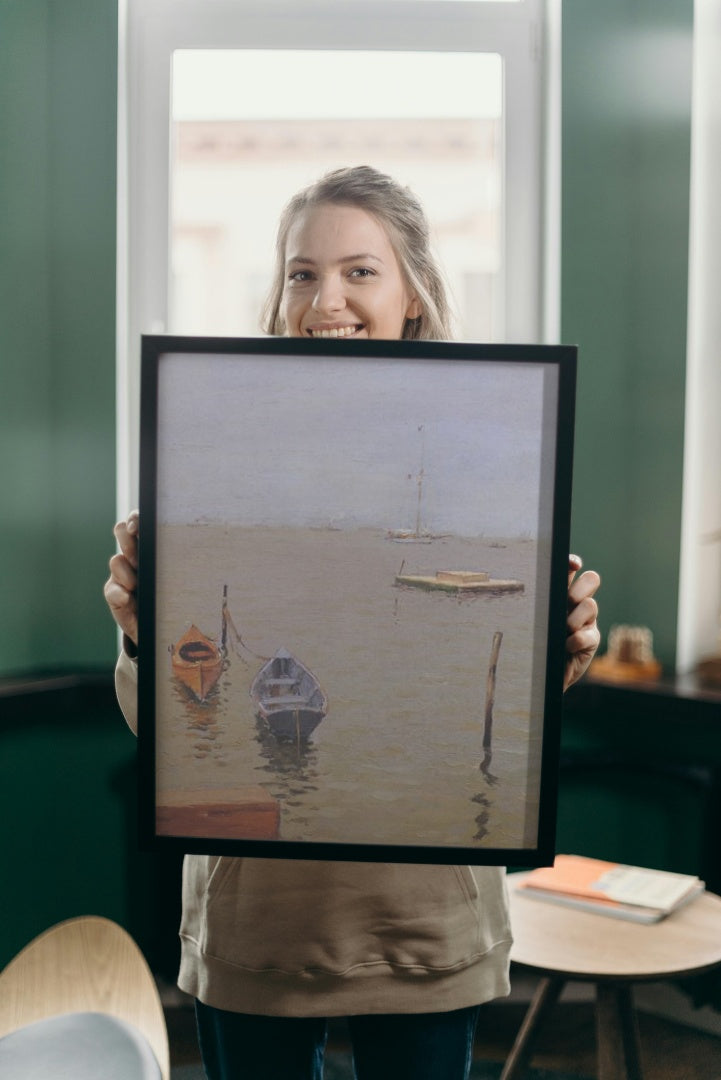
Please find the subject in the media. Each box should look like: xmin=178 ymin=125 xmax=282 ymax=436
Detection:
xmin=104 ymin=510 xmax=139 ymax=646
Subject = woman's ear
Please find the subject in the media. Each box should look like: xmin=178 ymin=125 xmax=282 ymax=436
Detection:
xmin=406 ymin=296 xmax=423 ymax=320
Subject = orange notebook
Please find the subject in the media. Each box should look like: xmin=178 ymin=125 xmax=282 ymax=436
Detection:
xmin=516 ymin=855 xmax=704 ymax=923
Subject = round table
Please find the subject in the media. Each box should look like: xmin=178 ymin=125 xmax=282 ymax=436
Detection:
xmin=502 ymin=872 xmax=721 ymax=1080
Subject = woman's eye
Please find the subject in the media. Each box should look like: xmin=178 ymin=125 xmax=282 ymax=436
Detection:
xmin=349 ymin=267 xmax=375 ymax=279
xmin=288 ymin=270 xmax=313 ymax=283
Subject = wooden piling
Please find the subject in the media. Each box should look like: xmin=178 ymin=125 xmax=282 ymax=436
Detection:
xmin=483 ymin=631 xmax=503 ymax=751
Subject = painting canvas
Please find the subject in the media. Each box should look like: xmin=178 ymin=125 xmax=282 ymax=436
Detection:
xmin=138 ymin=336 xmax=576 ymax=865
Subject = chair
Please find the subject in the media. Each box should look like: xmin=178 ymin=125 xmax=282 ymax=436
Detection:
xmin=0 ymin=915 xmax=170 ymax=1079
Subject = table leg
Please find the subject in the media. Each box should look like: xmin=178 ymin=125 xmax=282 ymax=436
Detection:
xmin=596 ymin=982 xmax=643 ymax=1080
xmin=499 ymin=976 xmax=565 ymax=1080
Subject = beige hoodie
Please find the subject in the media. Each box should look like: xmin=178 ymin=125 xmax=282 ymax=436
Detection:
xmin=116 ymin=650 xmax=512 ymax=1016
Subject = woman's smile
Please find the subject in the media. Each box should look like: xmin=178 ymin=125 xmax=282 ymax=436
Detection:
xmin=306 ymin=322 xmax=364 ymax=339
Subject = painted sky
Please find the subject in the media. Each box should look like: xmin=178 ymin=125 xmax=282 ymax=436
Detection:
xmin=156 ymin=350 xmax=558 ymax=538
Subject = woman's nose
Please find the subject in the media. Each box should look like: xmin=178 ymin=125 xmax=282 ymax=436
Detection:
xmin=312 ymin=274 xmax=345 ymax=314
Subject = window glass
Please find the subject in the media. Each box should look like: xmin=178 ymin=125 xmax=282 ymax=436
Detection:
xmin=120 ymin=0 xmax=548 ymax=511
xmin=170 ymin=50 xmax=503 ymax=340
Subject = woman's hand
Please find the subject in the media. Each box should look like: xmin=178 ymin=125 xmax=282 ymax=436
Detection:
xmin=564 ymin=554 xmax=601 ymax=691
xmin=103 ymin=510 xmax=139 ymax=646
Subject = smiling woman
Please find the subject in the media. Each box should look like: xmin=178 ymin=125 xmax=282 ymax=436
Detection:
xmin=106 ymin=154 xmax=599 ymax=1079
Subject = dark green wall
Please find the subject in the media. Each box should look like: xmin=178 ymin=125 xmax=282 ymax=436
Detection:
xmin=558 ymin=681 xmax=721 ymax=887
xmin=0 ymin=0 xmax=118 ymax=676
xmin=0 ymin=680 xmax=183 ymax=973
xmin=563 ymin=0 xmax=693 ymax=669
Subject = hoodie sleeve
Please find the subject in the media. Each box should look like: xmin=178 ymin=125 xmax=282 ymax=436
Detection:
xmin=115 ymin=643 xmax=139 ymax=736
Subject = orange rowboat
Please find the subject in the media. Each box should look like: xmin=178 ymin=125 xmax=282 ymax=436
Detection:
xmin=171 ymin=624 xmax=224 ymax=701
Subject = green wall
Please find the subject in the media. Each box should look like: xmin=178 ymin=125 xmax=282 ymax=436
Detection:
xmin=0 ymin=681 xmax=184 ymax=974
xmin=562 ymin=0 xmax=693 ymax=669
xmin=0 ymin=0 xmax=118 ymax=676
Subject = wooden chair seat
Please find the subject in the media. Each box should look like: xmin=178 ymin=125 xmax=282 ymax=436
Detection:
xmin=0 ymin=916 xmax=169 ymax=1079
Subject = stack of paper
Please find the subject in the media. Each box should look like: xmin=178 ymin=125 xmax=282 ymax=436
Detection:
xmin=516 ymin=855 xmax=705 ymax=923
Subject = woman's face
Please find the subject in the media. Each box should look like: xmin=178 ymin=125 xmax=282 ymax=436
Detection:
xmin=281 ymin=203 xmax=421 ymax=340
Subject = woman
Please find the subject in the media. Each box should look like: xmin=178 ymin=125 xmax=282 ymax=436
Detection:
xmin=106 ymin=166 xmax=601 ymax=1080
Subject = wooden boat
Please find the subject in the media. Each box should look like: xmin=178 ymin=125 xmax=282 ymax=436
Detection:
xmin=171 ymin=624 xmax=224 ymax=701
xmin=250 ymin=648 xmax=327 ymax=740
xmin=395 ymin=569 xmax=524 ymax=596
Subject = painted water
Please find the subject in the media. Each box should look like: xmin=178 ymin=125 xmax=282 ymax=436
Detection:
xmin=154 ymin=523 xmax=548 ymax=852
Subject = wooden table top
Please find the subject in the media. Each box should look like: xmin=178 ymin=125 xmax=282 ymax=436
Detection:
xmin=508 ymin=872 xmax=721 ymax=981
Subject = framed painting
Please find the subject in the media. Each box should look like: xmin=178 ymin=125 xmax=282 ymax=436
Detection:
xmin=137 ymin=336 xmax=576 ymax=865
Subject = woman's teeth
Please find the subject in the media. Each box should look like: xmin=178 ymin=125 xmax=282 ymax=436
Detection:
xmin=310 ymin=325 xmax=360 ymax=338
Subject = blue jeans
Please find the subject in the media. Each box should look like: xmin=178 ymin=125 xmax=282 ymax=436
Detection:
xmin=195 ymin=1000 xmax=481 ymax=1080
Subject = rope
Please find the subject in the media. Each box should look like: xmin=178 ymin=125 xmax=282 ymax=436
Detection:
xmin=223 ymin=607 xmax=271 ymax=663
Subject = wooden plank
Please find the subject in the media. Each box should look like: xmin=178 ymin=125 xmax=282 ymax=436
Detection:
xmin=157 ymin=786 xmax=280 ymax=839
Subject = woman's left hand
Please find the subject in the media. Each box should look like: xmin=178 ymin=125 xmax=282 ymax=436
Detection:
xmin=564 ymin=555 xmax=601 ymax=691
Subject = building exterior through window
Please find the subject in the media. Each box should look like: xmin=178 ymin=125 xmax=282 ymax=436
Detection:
xmin=170 ymin=114 xmax=502 ymax=341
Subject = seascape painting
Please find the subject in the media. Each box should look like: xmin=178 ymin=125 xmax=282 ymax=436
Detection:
xmin=139 ymin=338 xmax=576 ymax=864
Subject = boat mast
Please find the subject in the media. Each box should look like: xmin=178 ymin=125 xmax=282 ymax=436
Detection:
xmin=415 ymin=424 xmax=425 ymax=538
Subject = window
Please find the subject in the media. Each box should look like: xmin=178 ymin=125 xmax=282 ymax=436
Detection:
xmin=677 ymin=1 xmax=721 ymax=674
xmin=170 ymin=49 xmax=503 ymax=340
xmin=118 ymin=0 xmax=556 ymax=509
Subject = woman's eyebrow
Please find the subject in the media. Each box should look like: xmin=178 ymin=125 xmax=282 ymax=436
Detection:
xmin=338 ymin=253 xmax=383 ymax=264
xmin=286 ymin=253 xmax=384 ymax=266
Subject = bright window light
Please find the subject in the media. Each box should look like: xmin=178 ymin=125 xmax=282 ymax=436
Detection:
xmin=170 ymin=50 xmax=503 ymax=341
xmin=173 ymin=50 xmax=502 ymax=121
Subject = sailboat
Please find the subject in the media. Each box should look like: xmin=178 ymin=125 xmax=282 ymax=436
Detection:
xmin=387 ymin=425 xmax=439 ymax=543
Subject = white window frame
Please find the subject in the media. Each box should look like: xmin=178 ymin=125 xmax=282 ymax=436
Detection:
xmin=677 ymin=0 xmax=721 ymax=674
xmin=117 ymin=0 xmax=558 ymax=511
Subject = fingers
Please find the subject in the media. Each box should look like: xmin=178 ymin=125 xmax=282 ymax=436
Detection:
xmin=565 ymin=622 xmax=601 ymax=658
xmin=564 ymin=558 xmax=601 ymax=690
xmin=567 ymin=553 xmax=583 ymax=588
xmin=113 ymin=510 xmax=139 ymax=569
xmin=105 ymin=511 xmax=140 ymax=645
xmin=568 ymin=567 xmax=601 ymax=612
xmin=103 ymin=575 xmax=136 ymax=616
xmin=567 ymin=590 xmax=599 ymax=636
xmin=103 ymin=575 xmax=138 ymax=644
xmin=108 ymin=549 xmax=137 ymax=589
xmin=567 ymin=561 xmax=601 ymax=643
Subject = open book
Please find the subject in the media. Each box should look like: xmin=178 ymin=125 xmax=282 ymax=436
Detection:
xmin=515 ymin=854 xmax=705 ymax=923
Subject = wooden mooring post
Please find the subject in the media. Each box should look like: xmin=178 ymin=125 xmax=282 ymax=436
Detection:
xmin=483 ymin=631 xmax=503 ymax=751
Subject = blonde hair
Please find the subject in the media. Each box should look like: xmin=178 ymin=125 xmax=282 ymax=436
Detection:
xmin=262 ymin=165 xmax=454 ymax=341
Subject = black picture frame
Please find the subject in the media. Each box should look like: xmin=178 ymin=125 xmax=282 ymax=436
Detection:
xmin=138 ymin=335 xmax=576 ymax=865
